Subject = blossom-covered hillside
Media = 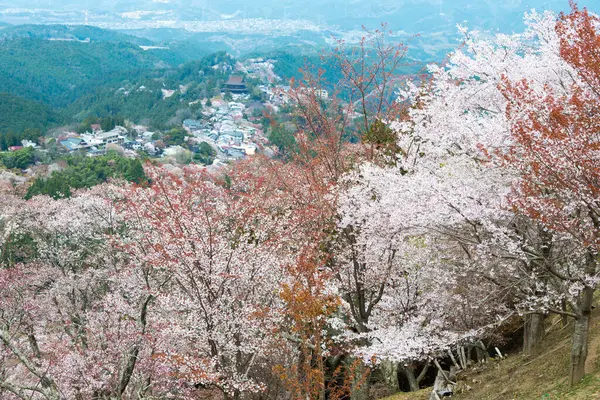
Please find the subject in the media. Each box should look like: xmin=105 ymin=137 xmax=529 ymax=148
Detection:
xmin=1 ymin=2 xmax=600 ymax=399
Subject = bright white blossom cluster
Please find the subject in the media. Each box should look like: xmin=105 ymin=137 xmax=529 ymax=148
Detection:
xmin=335 ymin=10 xmax=594 ymax=366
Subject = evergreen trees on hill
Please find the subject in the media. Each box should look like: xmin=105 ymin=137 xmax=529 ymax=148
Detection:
xmin=0 ymin=93 xmax=64 ymax=135
xmin=0 ymin=147 xmax=35 ymax=170
xmin=0 ymin=31 xmax=235 ymax=133
xmin=25 ymin=154 xmax=147 ymax=200
xmin=0 ymin=38 xmax=178 ymax=107
xmin=0 ymin=24 xmax=153 ymax=45
xmin=69 ymin=52 xmax=233 ymax=130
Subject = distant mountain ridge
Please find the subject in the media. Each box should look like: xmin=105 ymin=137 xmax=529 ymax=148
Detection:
xmin=1 ymin=1 xmax=590 ymax=63
xmin=0 ymin=0 xmax=587 ymax=32
xmin=0 ymin=24 xmax=153 ymax=45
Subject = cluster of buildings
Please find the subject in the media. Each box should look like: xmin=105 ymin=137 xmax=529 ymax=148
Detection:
xmin=58 ymin=124 xmax=176 ymax=159
xmin=55 ymin=97 xmax=268 ymax=163
xmin=59 ymin=127 xmax=130 ymax=155
xmin=258 ymin=84 xmax=291 ymax=108
xmin=55 ymin=69 xmax=292 ymax=163
xmin=6 ymin=140 xmax=38 ymax=152
xmin=183 ymin=99 xmax=266 ymax=161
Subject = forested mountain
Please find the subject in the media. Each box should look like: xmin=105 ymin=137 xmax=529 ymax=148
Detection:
xmin=0 ymin=37 xmax=187 ymax=107
xmin=0 ymin=25 xmax=243 ymax=133
xmin=0 ymin=30 xmax=238 ymax=132
xmin=0 ymin=93 xmax=64 ymax=134
xmin=68 ymin=52 xmax=237 ymax=129
xmin=0 ymin=22 xmax=420 ymax=134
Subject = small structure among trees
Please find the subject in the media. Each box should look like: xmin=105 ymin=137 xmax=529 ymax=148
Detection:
xmin=223 ymin=75 xmax=248 ymax=94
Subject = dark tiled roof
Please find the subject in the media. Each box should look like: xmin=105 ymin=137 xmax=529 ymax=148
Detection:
xmin=226 ymin=75 xmax=245 ymax=85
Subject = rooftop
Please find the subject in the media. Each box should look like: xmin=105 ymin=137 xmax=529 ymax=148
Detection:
xmin=61 ymin=138 xmax=83 ymax=151
xmin=96 ymin=131 xmax=120 ymax=139
xmin=225 ymin=75 xmax=245 ymax=86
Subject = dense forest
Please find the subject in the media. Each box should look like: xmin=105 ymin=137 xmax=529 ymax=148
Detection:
xmin=0 ymin=93 xmax=63 ymax=135
xmin=0 ymin=38 xmax=181 ymax=106
xmin=0 ymin=25 xmax=221 ymax=133
xmin=0 ymin=24 xmax=154 ymax=45
xmin=68 ymin=52 xmax=238 ymax=129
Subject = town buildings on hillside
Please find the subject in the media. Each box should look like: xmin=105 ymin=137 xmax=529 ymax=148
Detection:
xmin=184 ymin=100 xmax=264 ymax=161
xmin=54 ymin=59 xmax=300 ymax=164
xmin=60 ymin=126 xmax=129 ymax=154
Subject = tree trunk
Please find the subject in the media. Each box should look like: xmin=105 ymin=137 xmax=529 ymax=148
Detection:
xmin=350 ymin=359 xmax=370 ymax=400
xmin=429 ymin=368 xmax=452 ymax=400
xmin=570 ymin=285 xmax=593 ymax=385
xmin=432 ymin=359 xmax=453 ymax=385
xmin=402 ymin=364 xmax=419 ymax=392
xmin=561 ymin=299 xmax=570 ymax=328
xmin=474 ymin=345 xmax=486 ymax=364
xmin=448 ymin=349 xmax=461 ymax=370
xmin=475 ymin=341 xmax=488 ymax=364
xmin=416 ymin=362 xmax=431 ymax=386
xmin=569 ymin=252 xmax=597 ymax=386
xmin=523 ymin=313 xmax=545 ymax=357
xmin=380 ymin=359 xmax=399 ymax=393
xmin=459 ymin=346 xmax=468 ymax=369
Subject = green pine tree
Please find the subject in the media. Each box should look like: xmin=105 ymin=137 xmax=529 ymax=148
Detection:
xmin=125 ymin=158 xmax=146 ymax=184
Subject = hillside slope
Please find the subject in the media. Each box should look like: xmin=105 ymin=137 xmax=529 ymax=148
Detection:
xmin=385 ymin=311 xmax=600 ymax=400
xmin=0 ymin=93 xmax=64 ymax=133
xmin=0 ymin=35 xmax=186 ymax=107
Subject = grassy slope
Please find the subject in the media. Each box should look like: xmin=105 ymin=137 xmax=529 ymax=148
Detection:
xmin=384 ymin=309 xmax=600 ymax=400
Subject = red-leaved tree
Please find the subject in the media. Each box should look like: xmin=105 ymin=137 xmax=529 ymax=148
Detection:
xmin=498 ymin=2 xmax=600 ymax=384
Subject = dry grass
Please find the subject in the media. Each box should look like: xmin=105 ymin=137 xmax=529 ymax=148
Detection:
xmin=383 ymin=388 xmax=431 ymax=400
xmin=381 ymin=309 xmax=600 ymax=400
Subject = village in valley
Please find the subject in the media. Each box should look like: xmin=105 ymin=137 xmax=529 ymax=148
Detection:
xmin=0 ymin=53 xmax=334 ymax=199
xmin=42 ymin=58 xmax=300 ymax=168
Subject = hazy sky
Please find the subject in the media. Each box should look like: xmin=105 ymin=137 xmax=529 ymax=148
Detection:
xmin=0 ymin=0 xmax=594 ymax=33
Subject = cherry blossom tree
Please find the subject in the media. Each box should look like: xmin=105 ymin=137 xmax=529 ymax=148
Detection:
xmin=334 ymin=8 xmax=585 ymax=394
xmin=117 ymin=164 xmax=292 ymax=399
xmin=0 ymin=186 xmax=162 ymax=399
xmin=233 ymin=154 xmax=350 ymax=400
xmin=496 ymin=3 xmax=600 ymax=385
xmin=256 ymin=27 xmax=412 ymax=399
